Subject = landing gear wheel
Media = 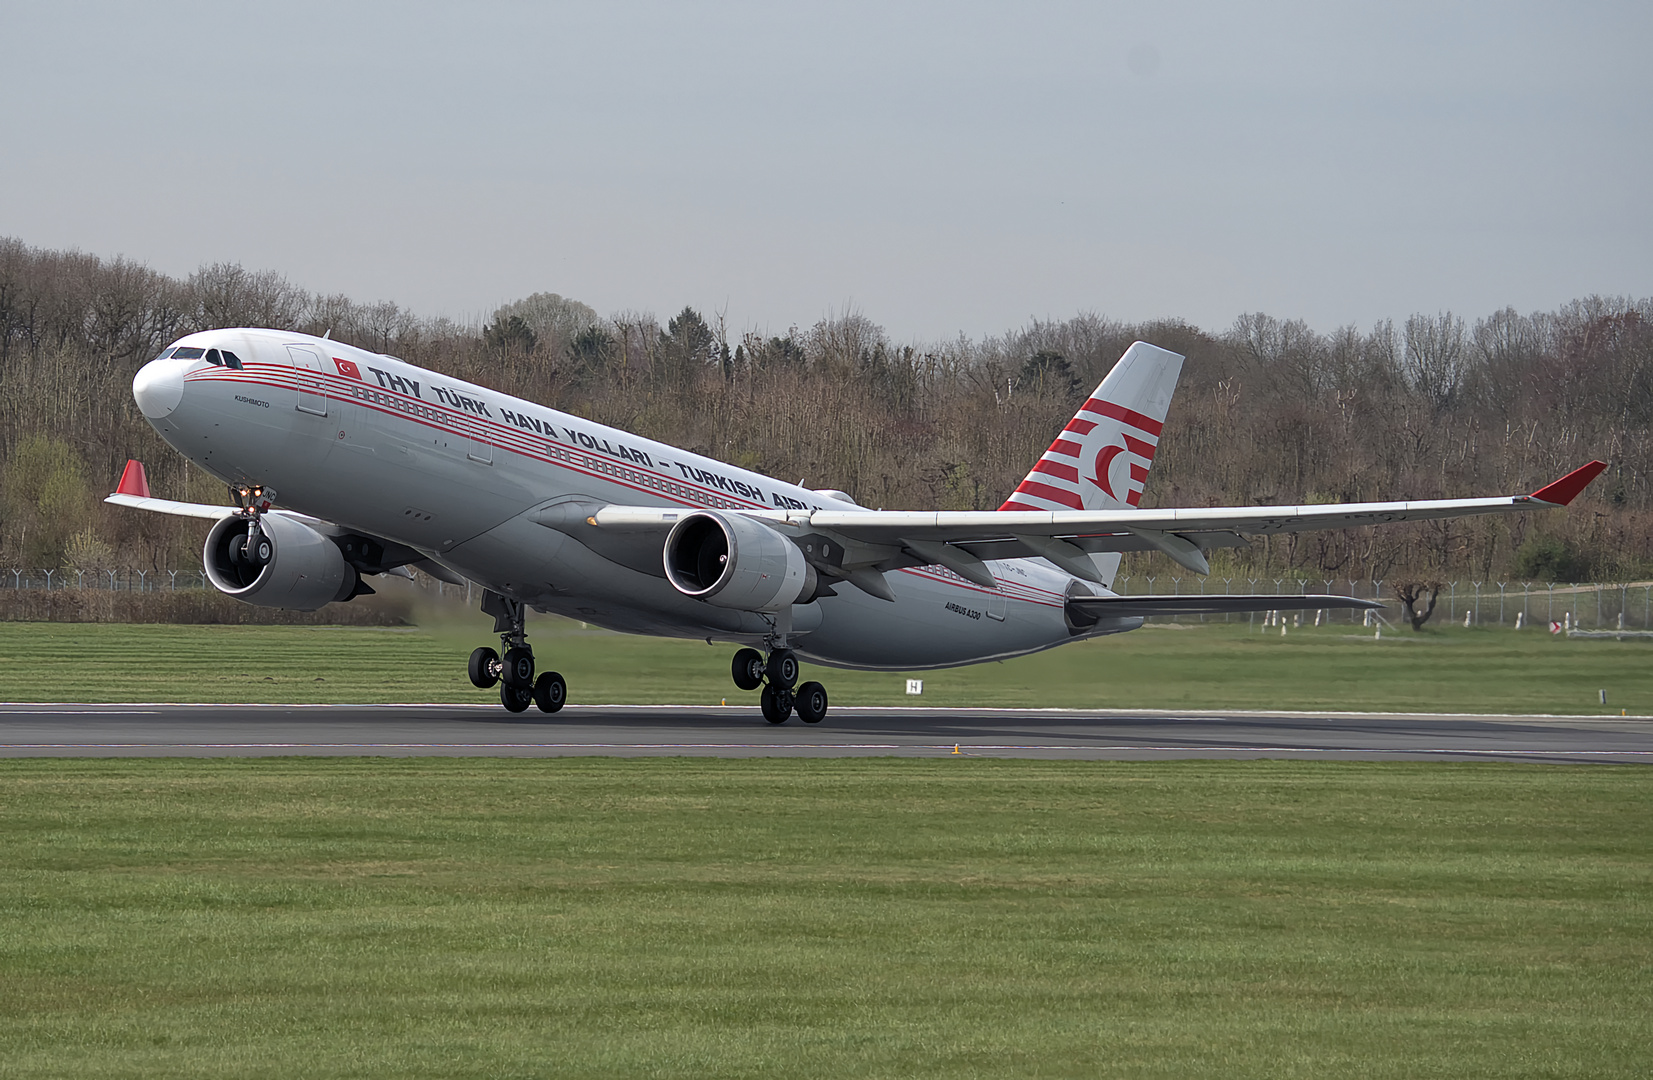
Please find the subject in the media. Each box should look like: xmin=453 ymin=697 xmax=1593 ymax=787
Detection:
xmin=760 ymin=685 xmax=794 ymax=724
xmin=795 ymin=681 xmax=828 ymax=724
xmin=502 ymin=646 xmax=535 ymax=689
xmin=767 ymin=649 xmax=799 ymax=689
xmin=731 ymin=648 xmax=765 ymax=691
xmin=500 ymin=682 xmax=533 ymax=713
xmin=533 ymin=671 xmax=566 ymax=714
xmin=468 ymin=646 xmax=500 ymax=689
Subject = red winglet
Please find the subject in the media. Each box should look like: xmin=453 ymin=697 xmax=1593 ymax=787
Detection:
xmin=1529 ymin=460 xmax=1607 ymax=506
xmin=115 ymin=459 xmax=151 ymax=498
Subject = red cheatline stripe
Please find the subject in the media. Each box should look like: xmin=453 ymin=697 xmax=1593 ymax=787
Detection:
xmin=1033 ymin=459 xmax=1080 ymax=483
xmin=1123 ymin=433 xmax=1157 ymax=458
xmin=1081 ymin=398 xmax=1164 ymax=437
xmin=1129 ymin=463 xmax=1149 ymax=482
xmin=1011 ymin=479 xmax=1084 ymax=509
xmin=1063 ymin=418 xmax=1098 ymax=436
xmin=1048 ymin=438 xmax=1083 ymax=458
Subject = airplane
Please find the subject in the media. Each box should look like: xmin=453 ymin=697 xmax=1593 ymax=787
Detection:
xmin=112 ymin=330 xmax=1607 ymax=723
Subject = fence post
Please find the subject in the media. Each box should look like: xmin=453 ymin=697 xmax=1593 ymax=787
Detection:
xmin=1498 ymin=582 xmax=1506 ymax=625
xmin=1472 ymin=581 xmax=1481 ymax=626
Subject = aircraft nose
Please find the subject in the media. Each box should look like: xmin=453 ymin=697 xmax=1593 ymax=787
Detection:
xmin=133 ymin=357 xmax=186 ymax=418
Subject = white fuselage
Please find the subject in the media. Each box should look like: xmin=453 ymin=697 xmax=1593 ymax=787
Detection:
xmin=135 ymin=329 xmax=1138 ymax=669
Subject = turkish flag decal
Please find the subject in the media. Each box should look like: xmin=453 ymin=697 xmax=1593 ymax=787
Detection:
xmin=333 ymin=357 xmax=362 ymax=379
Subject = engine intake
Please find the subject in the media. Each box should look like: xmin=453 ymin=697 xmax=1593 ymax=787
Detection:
xmin=663 ymin=511 xmax=814 ymax=612
xmin=204 ymin=513 xmax=360 ymax=610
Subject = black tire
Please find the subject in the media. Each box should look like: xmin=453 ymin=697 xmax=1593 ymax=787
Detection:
xmin=252 ymin=536 xmax=273 ymax=565
xmin=795 ymin=681 xmax=828 ymax=724
xmin=767 ymin=649 xmax=799 ymax=689
xmin=534 ymin=671 xmax=566 ymax=714
xmin=502 ymin=646 xmax=535 ymax=688
xmin=468 ymin=646 xmax=500 ymax=689
xmin=731 ymin=647 xmax=764 ymax=691
xmin=500 ymin=682 xmax=533 ymax=713
xmin=760 ymin=684 xmax=793 ymax=724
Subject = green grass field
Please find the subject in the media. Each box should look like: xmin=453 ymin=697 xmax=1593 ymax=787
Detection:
xmin=0 ymin=759 xmax=1647 ymax=1078
xmin=1 ymin=618 xmax=1650 ymax=714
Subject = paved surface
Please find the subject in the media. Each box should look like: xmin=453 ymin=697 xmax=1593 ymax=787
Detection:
xmin=0 ymin=703 xmax=1649 ymax=762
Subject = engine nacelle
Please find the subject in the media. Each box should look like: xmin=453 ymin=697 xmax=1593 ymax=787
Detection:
xmin=663 ymin=511 xmax=814 ymax=612
xmin=203 ymin=513 xmax=359 ymax=611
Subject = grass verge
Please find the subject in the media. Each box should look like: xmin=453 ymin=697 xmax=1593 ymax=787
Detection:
xmin=0 ymin=619 xmax=1650 ymax=713
xmin=0 ymin=758 xmax=1647 ymax=1078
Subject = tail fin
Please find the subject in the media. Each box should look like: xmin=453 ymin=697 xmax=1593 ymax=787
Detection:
xmin=1000 ymin=341 xmax=1184 ymax=512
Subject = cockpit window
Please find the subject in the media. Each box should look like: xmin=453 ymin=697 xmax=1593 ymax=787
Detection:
xmin=156 ymin=347 xmax=177 ymax=360
xmin=220 ymin=350 xmax=244 ymax=370
xmin=206 ymin=349 xmax=222 ymax=366
xmin=172 ymin=347 xmax=205 ymax=360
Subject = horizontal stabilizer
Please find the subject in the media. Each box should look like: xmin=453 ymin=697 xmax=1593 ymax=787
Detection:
xmin=104 ymin=493 xmax=241 ymax=520
xmin=1067 ymin=593 xmax=1381 ymax=619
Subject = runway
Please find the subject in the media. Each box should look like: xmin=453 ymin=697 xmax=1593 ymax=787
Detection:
xmin=0 ymin=703 xmax=1649 ymax=762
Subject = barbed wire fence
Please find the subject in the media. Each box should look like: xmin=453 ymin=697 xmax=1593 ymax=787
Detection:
xmin=3 ymin=568 xmax=1650 ymax=630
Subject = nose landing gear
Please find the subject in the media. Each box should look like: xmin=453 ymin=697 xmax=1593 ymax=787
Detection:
xmin=469 ymin=591 xmax=565 ymax=714
xmin=732 ymin=645 xmax=828 ymax=724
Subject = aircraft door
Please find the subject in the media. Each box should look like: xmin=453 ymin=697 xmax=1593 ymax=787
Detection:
xmin=286 ymin=346 xmax=329 ymax=416
xmin=467 ymin=416 xmax=492 ymax=464
xmin=987 ymin=586 xmax=1007 ymax=621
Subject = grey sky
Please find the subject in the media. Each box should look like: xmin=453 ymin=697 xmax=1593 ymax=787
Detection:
xmin=4 ymin=1 xmax=1648 ymax=342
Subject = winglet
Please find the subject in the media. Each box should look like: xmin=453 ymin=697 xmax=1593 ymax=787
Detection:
xmin=115 ymin=459 xmax=151 ymax=499
xmin=1529 ymin=460 xmax=1608 ymax=506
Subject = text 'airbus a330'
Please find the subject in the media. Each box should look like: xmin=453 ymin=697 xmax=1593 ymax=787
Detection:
xmin=114 ymin=332 xmax=1605 ymax=723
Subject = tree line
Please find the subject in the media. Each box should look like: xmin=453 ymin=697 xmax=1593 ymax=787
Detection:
xmin=2 ymin=235 xmax=1649 ymax=584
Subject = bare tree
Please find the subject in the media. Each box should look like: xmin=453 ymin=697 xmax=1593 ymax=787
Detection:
xmin=1403 ymin=311 xmax=1467 ymax=410
xmin=1392 ymin=580 xmax=1445 ymax=630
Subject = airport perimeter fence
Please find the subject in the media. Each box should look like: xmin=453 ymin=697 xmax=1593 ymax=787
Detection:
xmin=0 ymin=567 xmax=476 ymax=606
xmin=3 ymin=567 xmax=1652 ymax=631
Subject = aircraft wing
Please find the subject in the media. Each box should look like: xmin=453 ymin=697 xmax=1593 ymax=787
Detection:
xmin=800 ymin=459 xmax=1608 ymax=543
xmin=563 ymin=460 xmax=1607 ymax=587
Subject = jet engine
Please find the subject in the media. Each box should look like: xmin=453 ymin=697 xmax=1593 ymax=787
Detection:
xmin=663 ymin=511 xmax=816 ymax=612
xmin=203 ymin=513 xmax=361 ymax=610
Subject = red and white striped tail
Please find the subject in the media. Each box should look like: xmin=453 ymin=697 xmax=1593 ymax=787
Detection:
xmin=1000 ymin=341 xmax=1185 ymax=512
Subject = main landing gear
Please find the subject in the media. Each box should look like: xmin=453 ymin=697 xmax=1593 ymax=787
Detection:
xmin=467 ymin=591 xmax=565 ymax=715
xmin=731 ymin=646 xmax=827 ymax=724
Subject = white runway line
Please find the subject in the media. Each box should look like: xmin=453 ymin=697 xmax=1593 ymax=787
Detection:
xmin=3 ymin=742 xmax=1648 ymax=757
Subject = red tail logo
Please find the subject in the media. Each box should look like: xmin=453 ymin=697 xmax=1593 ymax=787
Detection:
xmin=1090 ymin=444 xmax=1126 ymax=499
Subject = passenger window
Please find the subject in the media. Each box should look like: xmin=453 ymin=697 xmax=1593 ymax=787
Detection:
xmin=220 ymin=350 xmax=244 ymax=370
